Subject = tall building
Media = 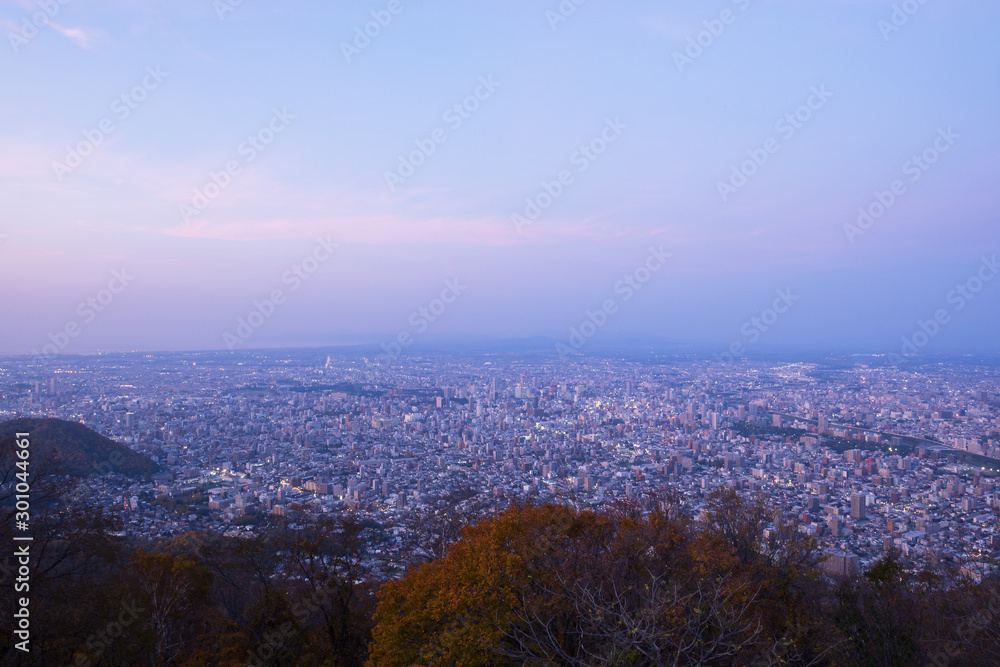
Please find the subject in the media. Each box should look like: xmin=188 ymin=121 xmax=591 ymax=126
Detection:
xmin=851 ymin=493 xmax=867 ymax=520
xmin=818 ymin=414 xmax=828 ymax=435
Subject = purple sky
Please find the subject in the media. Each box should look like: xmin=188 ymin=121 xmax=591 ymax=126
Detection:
xmin=1 ymin=0 xmax=998 ymax=357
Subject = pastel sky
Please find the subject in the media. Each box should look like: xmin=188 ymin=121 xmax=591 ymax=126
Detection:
xmin=1 ymin=0 xmax=998 ymax=356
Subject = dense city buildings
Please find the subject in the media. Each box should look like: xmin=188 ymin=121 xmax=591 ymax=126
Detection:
xmin=3 ymin=350 xmax=1000 ymax=579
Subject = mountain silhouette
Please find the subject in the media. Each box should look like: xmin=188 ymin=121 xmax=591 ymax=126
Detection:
xmin=0 ymin=417 xmax=159 ymax=478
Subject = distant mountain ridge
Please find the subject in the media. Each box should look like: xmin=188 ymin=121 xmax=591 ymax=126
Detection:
xmin=0 ymin=417 xmax=159 ymax=478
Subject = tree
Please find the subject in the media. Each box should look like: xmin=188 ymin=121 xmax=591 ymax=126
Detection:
xmin=127 ymin=550 xmax=218 ymax=665
xmin=368 ymin=500 xmax=834 ymax=666
xmin=0 ymin=432 xmax=124 ymax=666
xmin=271 ymin=516 xmax=375 ymax=666
xmin=704 ymin=487 xmax=771 ymax=566
xmin=833 ymin=554 xmax=925 ymax=667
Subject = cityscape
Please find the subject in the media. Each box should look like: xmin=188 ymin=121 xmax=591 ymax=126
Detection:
xmin=3 ymin=0 xmax=1000 ymax=663
xmin=5 ymin=350 xmax=1000 ymax=582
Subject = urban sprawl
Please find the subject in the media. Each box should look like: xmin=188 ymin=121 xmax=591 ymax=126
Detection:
xmin=4 ymin=351 xmax=1000 ymax=581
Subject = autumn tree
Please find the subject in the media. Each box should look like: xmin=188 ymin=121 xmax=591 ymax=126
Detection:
xmin=368 ymin=500 xmax=836 ymax=666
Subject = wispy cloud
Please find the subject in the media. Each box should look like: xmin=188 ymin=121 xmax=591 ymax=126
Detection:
xmin=50 ymin=22 xmax=95 ymax=49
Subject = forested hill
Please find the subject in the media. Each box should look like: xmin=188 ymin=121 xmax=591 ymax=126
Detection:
xmin=0 ymin=417 xmax=159 ymax=478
